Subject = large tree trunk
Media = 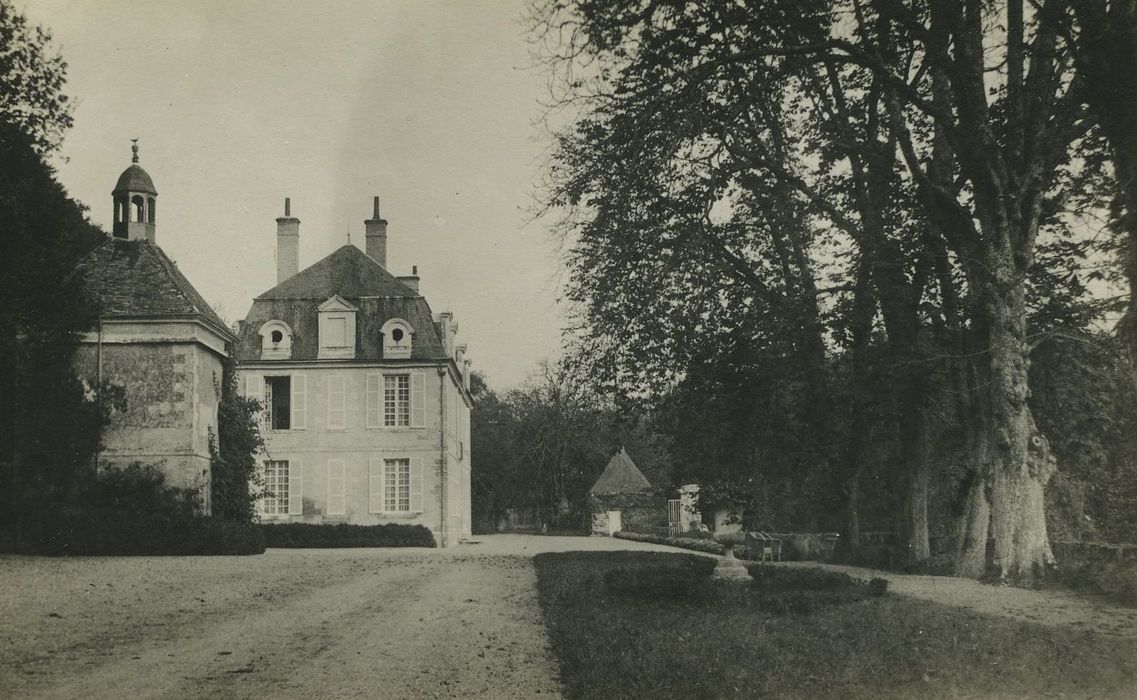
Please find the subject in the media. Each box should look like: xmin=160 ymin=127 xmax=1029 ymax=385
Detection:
xmin=900 ymin=407 xmax=933 ymax=562
xmin=955 ymin=281 xmax=1056 ymax=578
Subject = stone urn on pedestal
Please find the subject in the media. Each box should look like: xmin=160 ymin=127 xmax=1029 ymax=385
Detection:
xmin=712 ymin=531 xmax=750 ymax=581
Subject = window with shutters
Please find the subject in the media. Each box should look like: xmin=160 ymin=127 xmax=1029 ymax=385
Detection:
xmin=384 ymin=374 xmax=410 ymax=427
xmin=264 ymin=376 xmax=291 ymax=430
xmin=263 ymin=460 xmax=290 ymax=514
xmin=384 ymin=458 xmax=411 ymax=512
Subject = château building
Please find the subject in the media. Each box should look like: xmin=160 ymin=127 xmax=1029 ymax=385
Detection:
xmin=235 ymin=198 xmax=473 ymax=546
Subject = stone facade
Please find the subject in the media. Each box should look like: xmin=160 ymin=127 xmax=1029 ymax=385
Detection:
xmin=74 ymin=148 xmax=235 ymax=510
xmin=236 ymin=199 xmax=473 ymax=546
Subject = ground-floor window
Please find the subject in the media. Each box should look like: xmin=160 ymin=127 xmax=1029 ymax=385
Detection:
xmin=264 ymin=459 xmax=290 ymax=514
xmin=384 ymin=458 xmax=411 ymax=512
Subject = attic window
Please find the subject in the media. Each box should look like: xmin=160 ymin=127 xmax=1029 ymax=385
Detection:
xmin=259 ymin=320 xmax=293 ymax=361
xmin=380 ymin=318 xmax=413 ymax=359
xmin=317 ymin=295 xmax=358 ymax=359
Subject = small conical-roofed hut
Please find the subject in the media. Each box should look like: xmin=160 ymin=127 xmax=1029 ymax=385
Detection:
xmin=588 ymin=447 xmax=662 ymax=536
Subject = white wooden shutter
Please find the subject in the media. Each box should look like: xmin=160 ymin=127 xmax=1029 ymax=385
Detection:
xmin=291 ymin=374 xmax=307 ymax=430
xmin=327 ymin=459 xmax=346 ymax=515
xmin=411 ymin=371 xmax=426 ymax=428
xmin=287 ymin=458 xmax=303 ymax=515
xmin=245 ymin=374 xmax=265 ymax=427
xmin=369 ymin=458 xmax=383 ymax=513
xmin=410 ymin=457 xmax=424 ymax=512
xmin=327 ymin=375 xmax=345 ymax=429
xmin=365 ymin=374 xmax=380 ymax=428
xmin=244 ymin=373 xmax=262 ymax=400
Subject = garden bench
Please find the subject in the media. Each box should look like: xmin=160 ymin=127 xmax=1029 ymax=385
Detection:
xmin=745 ymin=531 xmax=782 ymax=562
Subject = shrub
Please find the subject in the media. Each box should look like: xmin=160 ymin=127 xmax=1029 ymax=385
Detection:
xmin=615 ymin=530 xmax=725 ymax=554
xmin=13 ymin=510 xmax=265 ymax=556
xmin=4 ymin=464 xmax=266 ymax=556
xmin=602 ymin=557 xmax=887 ymax=613
xmin=261 ymin=523 xmax=436 ymax=548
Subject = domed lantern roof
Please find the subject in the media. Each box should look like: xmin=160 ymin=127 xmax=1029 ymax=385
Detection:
xmin=113 ymin=163 xmax=156 ymax=195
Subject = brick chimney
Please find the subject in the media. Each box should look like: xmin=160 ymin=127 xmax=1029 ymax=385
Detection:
xmin=365 ymin=196 xmax=388 ymax=268
xmin=276 ymin=197 xmax=299 ymax=284
xmin=398 ymin=265 xmax=420 ymax=294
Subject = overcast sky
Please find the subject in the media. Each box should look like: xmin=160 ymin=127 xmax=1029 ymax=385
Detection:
xmin=19 ymin=0 xmax=567 ymax=389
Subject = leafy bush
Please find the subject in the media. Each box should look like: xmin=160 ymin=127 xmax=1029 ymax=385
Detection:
xmin=261 ymin=523 xmax=436 ymax=548
xmin=4 ymin=463 xmax=265 ymax=556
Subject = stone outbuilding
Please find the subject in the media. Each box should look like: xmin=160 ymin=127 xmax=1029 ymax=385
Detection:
xmin=73 ymin=144 xmax=236 ymax=511
xmin=589 ymin=447 xmax=659 ymax=536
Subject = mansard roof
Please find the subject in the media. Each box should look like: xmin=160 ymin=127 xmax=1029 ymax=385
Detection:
xmin=77 ymin=236 xmax=233 ymax=338
xmin=236 ymin=244 xmax=449 ymax=363
xmin=590 ymin=448 xmax=652 ymax=495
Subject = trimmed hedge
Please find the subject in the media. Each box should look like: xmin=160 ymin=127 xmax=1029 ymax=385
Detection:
xmin=6 ymin=510 xmax=266 ymax=556
xmin=261 ymin=523 xmax=436 ymax=548
xmin=2 ymin=465 xmax=265 ymax=556
xmin=602 ymin=559 xmax=888 ymax=613
xmin=615 ymin=530 xmax=725 ymax=555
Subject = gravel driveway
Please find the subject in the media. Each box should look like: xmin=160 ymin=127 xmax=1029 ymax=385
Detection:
xmin=0 ymin=535 xmax=680 ymax=699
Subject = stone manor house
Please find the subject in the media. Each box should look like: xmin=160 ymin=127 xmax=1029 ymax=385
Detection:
xmin=234 ymin=197 xmax=473 ymax=547
xmin=76 ymin=148 xmax=473 ymax=546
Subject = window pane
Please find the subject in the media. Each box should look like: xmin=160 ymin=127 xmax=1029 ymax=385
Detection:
xmin=384 ymin=374 xmax=410 ymax=427
xmin=267 ymin=376 xmax=292 ymax=430
xmin=384 ymin=458 xmax=410 ymax=511
xmin=264 ymin=460 xmax=290 ymax=514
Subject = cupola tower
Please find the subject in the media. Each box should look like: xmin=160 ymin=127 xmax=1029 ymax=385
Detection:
xmin=112 ymin=140 xmax=157 ymax=242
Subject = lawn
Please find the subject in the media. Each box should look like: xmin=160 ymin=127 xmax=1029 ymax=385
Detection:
xmin=533 ymin=551 xmax=1137 ymax=699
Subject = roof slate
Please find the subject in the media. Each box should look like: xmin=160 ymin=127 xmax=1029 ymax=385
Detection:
xmin=257 ymin=245 xmax=418 ymax=300
xmin=77 ymin=237 xmax=232 ymax=336
xmin=236 ymin=245 xmax=449 ymax=363
xmin=590 ymin=448 xmax=652 ymax=495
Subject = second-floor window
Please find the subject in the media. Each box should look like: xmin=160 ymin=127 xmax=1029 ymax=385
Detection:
xmin=264 ymin=376 xmax=291 ymax=430
xmin=384 ymin=374 xmax=410 ymax=427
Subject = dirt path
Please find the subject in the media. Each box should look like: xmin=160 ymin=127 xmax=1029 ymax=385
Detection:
xmin=0 ymin=535 xmax=683 ymax=699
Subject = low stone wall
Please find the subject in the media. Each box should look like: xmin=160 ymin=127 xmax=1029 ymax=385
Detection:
xmin=771 ymin=532 xmax=841 ymax=562
xmin=1053 ymin=541 xmax=1137 ymax=600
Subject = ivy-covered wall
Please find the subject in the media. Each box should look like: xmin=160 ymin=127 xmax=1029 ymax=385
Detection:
xmin=590 ymin=491 xmax=666 ymax=535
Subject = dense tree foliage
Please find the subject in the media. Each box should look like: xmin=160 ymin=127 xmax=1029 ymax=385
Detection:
xmin=470 ymin=367 xmax=670 ymax=532
xmin=209 ymin=354 xmax=265 ymax=523
xmin=0 ymin=0 xmax=73 ymax=155
xmin=0 ymin=121 xmax=106 ymax=527
xmin=531 ymin=0 xmax=1137 ymax=577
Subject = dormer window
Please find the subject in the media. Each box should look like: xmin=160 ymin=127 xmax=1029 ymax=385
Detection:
xmin=259 ymin=320 xmax=293 ymax=360
xmin=318 ymin=295 xmax=357 ymax=359
xmin=381 ymin=318 xmax=414 ymax=359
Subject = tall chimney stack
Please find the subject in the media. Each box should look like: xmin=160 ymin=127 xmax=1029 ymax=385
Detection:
xmin=365 ymin=196 xmax=388 ymax=268
xmin=276 ymin=197 xmax=300 ymax=284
